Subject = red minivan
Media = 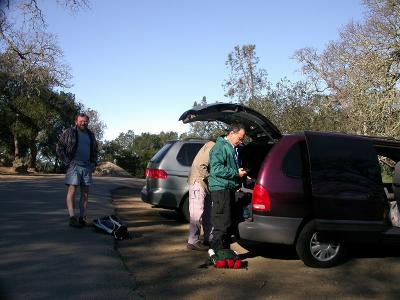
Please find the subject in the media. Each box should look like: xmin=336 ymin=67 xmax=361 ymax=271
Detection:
xmin=180 ymin=103 xmax=400 ymax=268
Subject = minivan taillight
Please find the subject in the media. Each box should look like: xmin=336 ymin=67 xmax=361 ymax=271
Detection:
xmin=145 ymin=168 xmax=168 ymax=179
xmin=252 ymin=183 xmax=271 ymax=213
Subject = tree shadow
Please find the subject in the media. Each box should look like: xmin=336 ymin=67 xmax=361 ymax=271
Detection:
xmin=345 ymin=242 xmax=400 ymax=260
xmin=238 ymin=239 xmax=400 ymax=264
xmin=237 ymin=240 xmax=297 ymax=260
xmin=158 ymin=209 xmax=186 ymax=223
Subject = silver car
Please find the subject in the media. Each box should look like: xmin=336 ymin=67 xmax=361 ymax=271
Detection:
xmin=141 ymin=139 xmax=207 ymax=221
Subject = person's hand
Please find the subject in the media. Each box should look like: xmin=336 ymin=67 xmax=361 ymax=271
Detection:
xmin=238 ymin=168 xmax=247 ymax=178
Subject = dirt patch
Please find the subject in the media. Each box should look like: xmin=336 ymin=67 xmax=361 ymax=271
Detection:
xmin=0 ymin=166 xmax=30 ymax=175
xmin=0 ymin=166 xmax=17 ymax=174
xmin=94 ymin=161 xmax=133 ymax=177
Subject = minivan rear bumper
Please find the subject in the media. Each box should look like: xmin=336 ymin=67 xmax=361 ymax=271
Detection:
xmin=141 ymin=185 xmax=180 ymax=209
xmin=238 ymin=215 xmax=303 ymax=245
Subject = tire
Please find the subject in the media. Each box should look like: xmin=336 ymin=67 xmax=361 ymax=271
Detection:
xmin=295 ymin=220 xmax=344 ymax=268
xmin=179 ymin=195 xmax=190 ymax=223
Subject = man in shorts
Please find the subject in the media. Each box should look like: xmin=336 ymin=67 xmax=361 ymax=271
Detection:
xmin=56 ymin=113 xmax=98 ymax=228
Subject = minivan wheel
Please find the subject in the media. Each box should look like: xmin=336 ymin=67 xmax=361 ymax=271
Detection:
xmin=295 ymin=221 xmax=344 ymax=268
xmin=179 ymin=196 xmax=190 ymax=223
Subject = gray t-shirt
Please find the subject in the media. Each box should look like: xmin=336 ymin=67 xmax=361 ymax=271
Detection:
xmin=74 ymin=130 xmax=90 ymax=165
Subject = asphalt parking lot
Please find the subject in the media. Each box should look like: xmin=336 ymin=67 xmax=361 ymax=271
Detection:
xmin=2 ymin=175 xmax=400 ymax=300
xmin=0 ymin=175 xmax=143 ymax=300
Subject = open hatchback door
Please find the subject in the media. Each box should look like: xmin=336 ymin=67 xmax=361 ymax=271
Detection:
xmin=179 ymin=103 xmax=281 ymax=141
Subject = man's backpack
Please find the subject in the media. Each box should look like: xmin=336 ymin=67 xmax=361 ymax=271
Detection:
xmin=93 ymin=215 xmax=129 ymax=240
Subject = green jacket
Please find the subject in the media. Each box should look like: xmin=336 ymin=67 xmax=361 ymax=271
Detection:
xmin=208 ymin=137 xmax=239 ymax=192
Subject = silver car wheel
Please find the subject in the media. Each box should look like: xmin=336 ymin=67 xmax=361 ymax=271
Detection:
xmin=310 ymin=232 xmax=340 ymax=262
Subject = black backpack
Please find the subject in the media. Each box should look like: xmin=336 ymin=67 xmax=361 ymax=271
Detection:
xmin=93 ymin=215 xmax=129 ymax=240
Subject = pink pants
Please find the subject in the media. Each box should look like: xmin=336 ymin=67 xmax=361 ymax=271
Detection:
xmin=188 ymin=182 xmax=213 ymax=245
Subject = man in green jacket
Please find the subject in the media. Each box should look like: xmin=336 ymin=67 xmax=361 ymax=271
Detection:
xmin=209 ymin=123 xmax=247 ymax=251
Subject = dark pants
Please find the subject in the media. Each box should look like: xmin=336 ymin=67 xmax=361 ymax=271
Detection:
xmin=210 ymin=189 xmax=236 ymax=251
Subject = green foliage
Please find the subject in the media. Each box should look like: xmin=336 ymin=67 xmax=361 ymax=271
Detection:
xmin=100 ymin=130 xmax=179 ymax=178
xmin=248 ymin=80 xmax=347 ymax=134
xmin=133 ymin=131 xmax=178 ymax=177
xmin=381 ymin=167 xmax=393 ymax=184
xmin=0 ymin=55 xmax=89 ymax=170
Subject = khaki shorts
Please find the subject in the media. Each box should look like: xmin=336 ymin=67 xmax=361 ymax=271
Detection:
xmin=65 ymin=162 xmax=92 ymax=186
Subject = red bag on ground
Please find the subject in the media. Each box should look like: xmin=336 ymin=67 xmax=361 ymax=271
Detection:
xmin=208 ymin=249 xmax=244 ymax=269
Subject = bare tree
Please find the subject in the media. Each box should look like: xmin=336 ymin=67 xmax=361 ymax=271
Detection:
xmin=294 ymin=0 xmax=400 ymax=137
xmin=84 ymin=107 xmax=107 ymax=141
xmin=224 ymin=45 xmax=270 ymax=104
xmin=0 ymin=0 xmax=89 ymax=170
xmin=0 ymin=0 xmax=89 ymax=88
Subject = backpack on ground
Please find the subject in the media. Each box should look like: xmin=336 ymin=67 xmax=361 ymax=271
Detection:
xmin=93 ymin=215 xmax=129 ymax=240
xmin=208 ymin=249 xmax=244 ymax=269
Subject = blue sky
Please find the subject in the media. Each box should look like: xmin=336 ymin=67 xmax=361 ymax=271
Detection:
xmin=39 ymin=0 xmax=365 ymax=141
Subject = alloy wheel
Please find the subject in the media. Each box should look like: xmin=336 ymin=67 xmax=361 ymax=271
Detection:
xmin=310 ymin=232 xmax=340 ymax=262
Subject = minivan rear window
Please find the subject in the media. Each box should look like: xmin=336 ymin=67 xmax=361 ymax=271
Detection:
xmin=282 ymin=142 xmax=303 ymax=178
xmin=176 ymin=143 xmax=204 ymax=166
xmin=150 ymin=142 xmax=173 ymax=163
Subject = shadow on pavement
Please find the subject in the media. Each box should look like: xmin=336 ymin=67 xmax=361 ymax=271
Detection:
xmin=0 ymin=176 xmax=142 ymax=300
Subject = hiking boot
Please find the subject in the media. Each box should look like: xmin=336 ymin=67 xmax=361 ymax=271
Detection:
xmin=78 ymin=216 xmax=88 ymax=226
xmin=187 ymin=241 xmax=209 ymax=251
xmin=69 ymin=216 xmax=83 ymax=228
